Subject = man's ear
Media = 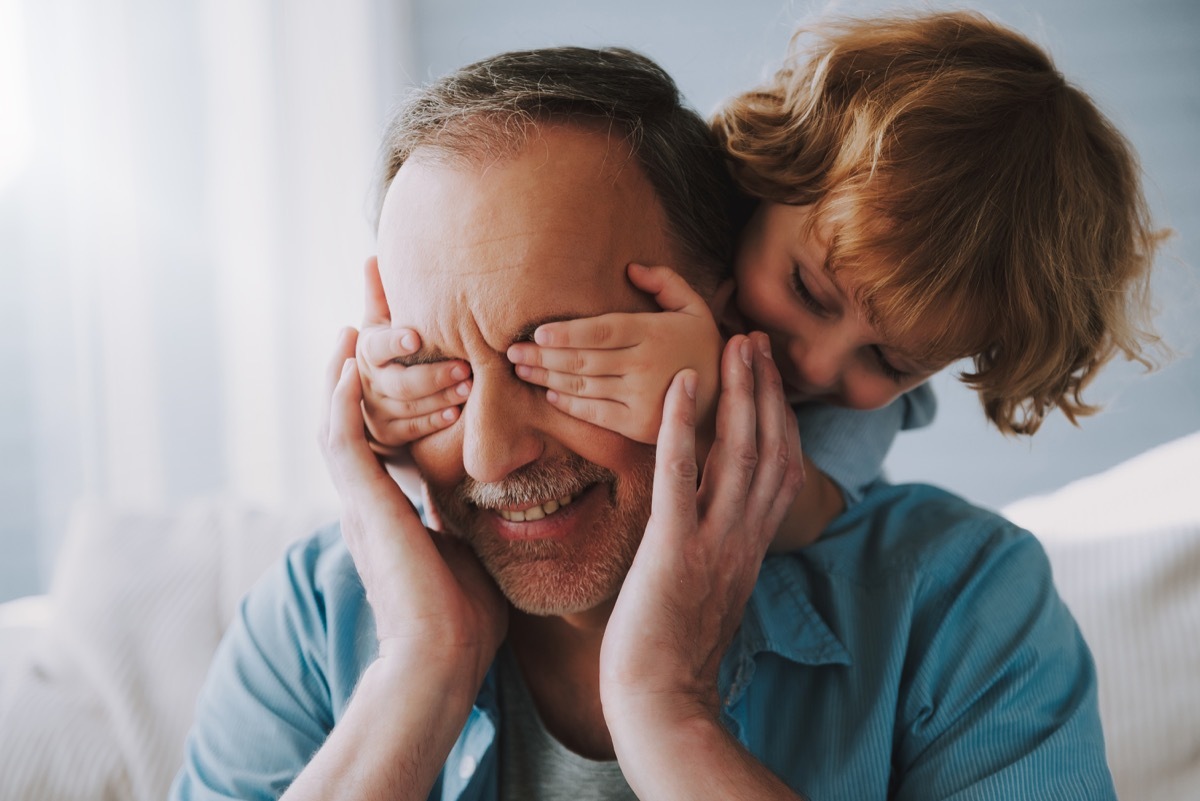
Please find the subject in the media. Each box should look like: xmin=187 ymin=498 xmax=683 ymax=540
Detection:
xmin=708 ymin=278 xmax=745 ymax=338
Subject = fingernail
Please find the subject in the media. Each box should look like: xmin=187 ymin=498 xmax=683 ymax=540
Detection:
xmin=455 ymin=381 xmax=470 ymax=397
xmin=533 ymin=328 xmax=552 ymax=346
xmin=629 ymin=262 xmax=647 ymax=272
xmin=441 ymin=408 xmax=457 ymax=422
xmin=683 ymin=371 xmax=697 ymax=399
xmin=756 ymin=333 xmax=772 ymax=359
xmin=400 ymin=332 xmax=418 ymax=352
xmin=546 ymin=389 xmax=559 ymax=403
xmin=739 ymin=338 xmax=753 ymax=367
xmin=514 ymin=364 xmax=532 ymax=379
xmin=451 ymin=364 xmax=468 ymax=381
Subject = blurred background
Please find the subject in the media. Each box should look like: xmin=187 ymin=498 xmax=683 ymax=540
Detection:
xmin=1 ymin=0 xmax=1197 ymax=603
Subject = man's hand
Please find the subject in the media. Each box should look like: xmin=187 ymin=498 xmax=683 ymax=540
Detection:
xmin=506 ymin=263 xmax=722 ymax=444
xmin=599 ymin=332 xmax=806 ymax=800
xmin=283 ymin=328 xmax=505 ymax=801
xmin=322 ymin=325 xmax=505 ymax=666
xmin=357 ymin=256 xmax=473 ymax=455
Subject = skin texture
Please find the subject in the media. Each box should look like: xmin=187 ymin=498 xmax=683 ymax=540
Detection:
xmin=292 ymin=123 xmax=807 ymax=800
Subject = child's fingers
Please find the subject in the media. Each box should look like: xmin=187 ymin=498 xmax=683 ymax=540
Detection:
xmin=360 ymin=325 xmax=422 ymax=369
xmin=369 ymin=405 xmax=461 ymax=446
xmin=527 ymin=313 xmax=643 ymax=349
xmin=543 ymin=392 xmax=652 ymax=443
xmin=626 ymin=263 xmax=708 ymax=315
xmin=371 ymin=360 xmax=470 ymax=406
xmin=369 ymin=377 xmax=471 ymax=421
xmin=362 ymin=257 xmax=391 ymax=326
xmin=507 ymin=343 xmax=631 ymax=376
xmin=512 ymin=363 xmax=626 ymax=400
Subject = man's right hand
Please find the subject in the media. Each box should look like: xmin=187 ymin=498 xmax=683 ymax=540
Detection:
xmin=322 ymin=325 xmax=505 ymax=673
xmin=283 ymin=327 xmax=505 ymax=801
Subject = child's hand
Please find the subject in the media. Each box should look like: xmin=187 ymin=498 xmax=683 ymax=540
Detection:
xmin=506 ymin=263 xmax=721 ymax=444
xmin=356 ymin=257 xmax=472 ymax=457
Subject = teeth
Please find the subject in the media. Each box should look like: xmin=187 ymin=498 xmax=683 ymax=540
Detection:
xmin=496 ymin=493 xmax=575 ymax=522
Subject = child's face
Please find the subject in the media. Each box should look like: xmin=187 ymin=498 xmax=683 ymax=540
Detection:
xmin=734 ymin=202 xmax=943 ymax=410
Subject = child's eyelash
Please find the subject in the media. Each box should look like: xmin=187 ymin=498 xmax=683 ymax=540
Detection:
xmin=789 ymin=266 xmax=827 ymax=315
xmin=872 ymin=345 xmax=909 ymax=383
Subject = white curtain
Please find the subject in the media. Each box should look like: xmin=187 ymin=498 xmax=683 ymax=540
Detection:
xmin=0 ymin=0 xmax=414 ymax=597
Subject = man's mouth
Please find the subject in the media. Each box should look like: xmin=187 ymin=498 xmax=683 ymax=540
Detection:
xmin=493 ymin=492 xmax=577 ymax=522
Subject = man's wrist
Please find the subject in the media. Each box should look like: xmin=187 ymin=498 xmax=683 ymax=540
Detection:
xmin=282 ymin=648 xmax=485 ymax=801
xmin=610 ymin=704 xmax=801 ymax=801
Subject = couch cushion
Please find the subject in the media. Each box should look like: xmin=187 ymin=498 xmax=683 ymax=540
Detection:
xmin=1005 ymin=431 xmax=1200 ymax=801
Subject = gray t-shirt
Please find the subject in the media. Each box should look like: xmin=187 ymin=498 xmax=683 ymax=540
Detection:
xmin=497 ymin=647 xmax=637 ymax=801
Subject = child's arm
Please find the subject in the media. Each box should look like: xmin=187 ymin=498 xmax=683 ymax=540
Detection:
xmin=769 ymin=452 xmax=846 ymax=551
xmin=506 ymin=263 xmax=722 ymax=445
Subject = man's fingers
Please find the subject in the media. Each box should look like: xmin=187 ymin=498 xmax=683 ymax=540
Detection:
xmin=626 ymin=263 xmax=708 ymax=316
xmin=649 ymin=369 xmax=700 ymax=534
xmin=743 ymin=332 xmax=802 ymax=541
xmin=362 ymin=256 xmax=391 ymax=325
xmin=696 ymin=336 xmax=759 ymax=530
xmin=322 ymin=328 xmax=359 ymax=433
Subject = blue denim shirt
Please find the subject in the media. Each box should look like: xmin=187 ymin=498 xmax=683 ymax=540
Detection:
xmin=172 ymin=481 xmax=1115 ymax=800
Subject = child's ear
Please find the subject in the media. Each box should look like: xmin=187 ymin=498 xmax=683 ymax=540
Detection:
xmin=708 ymin=278 xmax=746 ymax=338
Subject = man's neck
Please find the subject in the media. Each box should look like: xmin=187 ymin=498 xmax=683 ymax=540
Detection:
xmin=506 ymin=602 xmax=616 ymax=760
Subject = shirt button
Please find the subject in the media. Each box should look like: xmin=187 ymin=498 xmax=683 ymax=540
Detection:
xmin=458 ymin=755 xmax=477 ymax=780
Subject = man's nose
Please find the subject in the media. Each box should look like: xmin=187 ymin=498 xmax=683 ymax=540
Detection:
xmin=459 ymin=368 xmax=544 ymax=483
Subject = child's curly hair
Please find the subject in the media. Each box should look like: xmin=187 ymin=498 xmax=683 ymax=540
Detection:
xmin=713 ymin=11 xmax=1166 ymax=434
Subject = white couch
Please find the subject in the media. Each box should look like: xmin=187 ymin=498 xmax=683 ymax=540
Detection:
xmin=2 ymin=433 xmax=1198 ymax=801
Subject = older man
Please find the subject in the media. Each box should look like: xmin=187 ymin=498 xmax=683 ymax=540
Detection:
xmin=173 ymin=47 xmax=1115 ymax=800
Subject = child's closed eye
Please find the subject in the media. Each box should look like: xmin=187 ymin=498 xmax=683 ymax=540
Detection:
xmin=790 ymin=265 xmax=830 ymax=316
xmin=871 ymin=345 xmax=911 ymax=383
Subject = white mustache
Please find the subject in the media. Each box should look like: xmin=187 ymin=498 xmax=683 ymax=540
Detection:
xmin=456 ymin=456 xmax=613 ymax=509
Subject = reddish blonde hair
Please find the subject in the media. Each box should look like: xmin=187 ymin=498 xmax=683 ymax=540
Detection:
xmin=714 ymin=11 xmax=1165 ymax=434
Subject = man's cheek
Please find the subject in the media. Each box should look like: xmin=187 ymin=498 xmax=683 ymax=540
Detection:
xmin=409 ymin=428 xmax=466 ymax=490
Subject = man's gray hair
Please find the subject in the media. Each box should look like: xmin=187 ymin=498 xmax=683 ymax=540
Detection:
xmin=375 ymin=46 xmax=736 ymax=291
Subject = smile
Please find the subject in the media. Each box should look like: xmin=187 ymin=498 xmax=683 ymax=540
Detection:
xmin=494 ymin=493 xmax=577 ymax=522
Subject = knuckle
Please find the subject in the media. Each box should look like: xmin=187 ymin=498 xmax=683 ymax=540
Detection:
xmin=568 ymin=352 xmax=590 ymax=374
xmin=569 ymin=374 xmax=589 ymax=395
xmin=666 ymin=455 xmax=699 ymax=483
xmin=592 ymin=322 xmax=614 ymax=345
xmin=571 ymin=400 xmax=599 ymax=424
xmin=734 ymin=446 xmax=760 ymax=472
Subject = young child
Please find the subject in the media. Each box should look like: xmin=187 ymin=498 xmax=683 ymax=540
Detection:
xmin=357 ymin=11 xmax=1164 ymax=546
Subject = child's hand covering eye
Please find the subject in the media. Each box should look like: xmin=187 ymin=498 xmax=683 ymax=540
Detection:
xmin=506 ymin=263 xmax=722 ymax=445
xmin=356 ymin=257 xmax=473 ymax=455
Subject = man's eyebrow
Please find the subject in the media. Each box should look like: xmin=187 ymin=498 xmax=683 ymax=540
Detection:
xmin=391 ymin=345 xmax=452 ymax=367
xmin=512 ymin=314 xmax=579 ymax=345
xmin=391 ymin=314 xmax=585 ymax=366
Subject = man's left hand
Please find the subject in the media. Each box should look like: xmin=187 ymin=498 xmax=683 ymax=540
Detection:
xmin=600 ymin=332 xmax=805 ymax=798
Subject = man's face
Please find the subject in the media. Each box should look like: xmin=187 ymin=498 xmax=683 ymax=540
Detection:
xmin=375 ymin=124 xmax=681 ymax=616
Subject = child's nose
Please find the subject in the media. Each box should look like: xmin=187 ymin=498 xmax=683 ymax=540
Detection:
xmin=791 ymin=338 xmax=844 ymax=391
